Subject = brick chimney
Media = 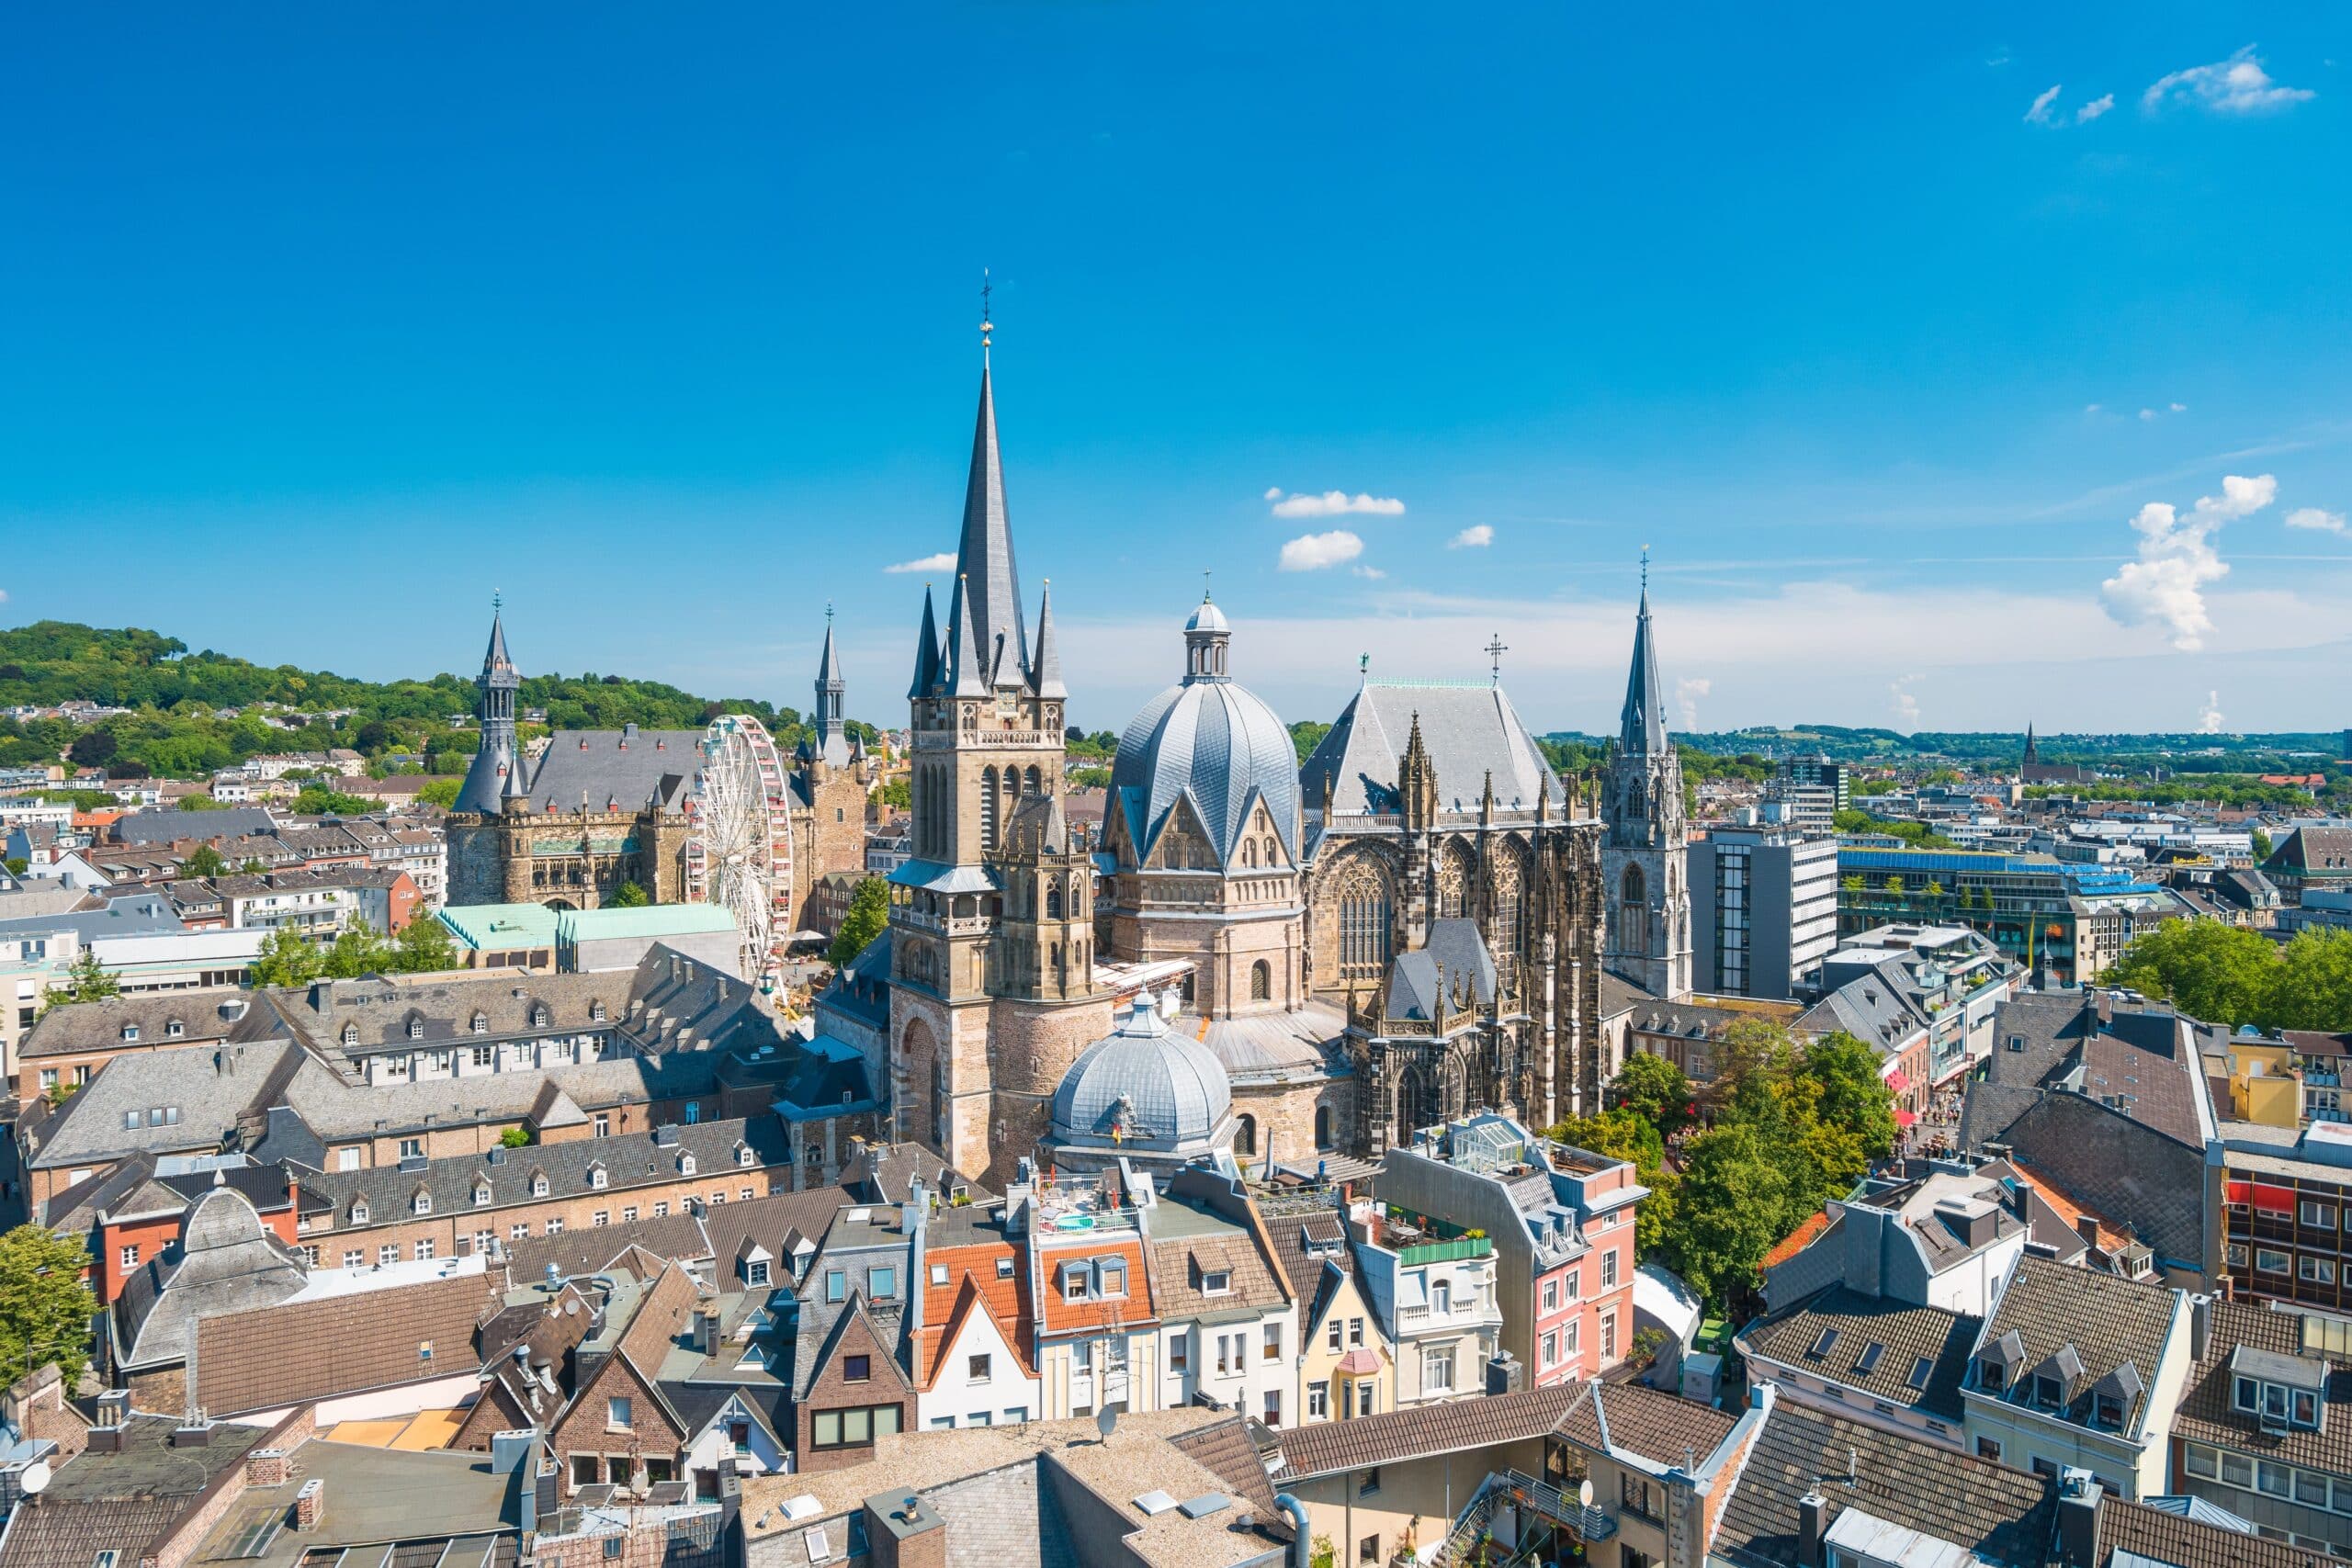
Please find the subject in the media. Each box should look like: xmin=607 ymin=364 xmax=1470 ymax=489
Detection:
xmin=295 ymin=1477 xmax=325 ymax=1529
xmin=246 ymin=1449 xmax=289 ymax=1487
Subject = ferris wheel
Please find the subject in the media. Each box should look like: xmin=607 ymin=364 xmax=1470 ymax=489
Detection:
xmin=683 ymin=714 xmax=796 ymax=982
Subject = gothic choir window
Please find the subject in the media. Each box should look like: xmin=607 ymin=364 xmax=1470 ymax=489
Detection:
xmin=1336 ymin=861 xmax=1393 ymax=980
xmin=980 ymin=767 xmax=1000 ymax=852
xmin=1436 ymin=845 xmax=1472 ymax=919
xmin=1023 ymin=765 xmax=1040 ymax=796
xmin=1046 ymin=882 xmax=1064 ymax=920
xmin=1491 ymin=852 xmax=1525 ymax=959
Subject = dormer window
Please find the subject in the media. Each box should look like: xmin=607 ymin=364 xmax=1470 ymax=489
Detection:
xmin=407 ymin=1018 xmax=424 ymax=1040
xmin=679 ymin=1153 xmax=696 ymax=1177
xmin=472 ymin=1180 xmax=492 ymax=1208
xmin=530 ymin=1170 xmax=549 ymax=1198
xmin=735 ymin=1144 xmax=753 ymax=1168
xmin=587 ymin=1164 xmax=607 ymax=1190
xmin=590 ymin=1000 xmax=606 ymax=1022
xmin=2232 ymin=1348 xmax=2326 ymax=1431
xmin=2034 ymin=1372 xmax=2064 ymax=1407
xmin=350 ymin=1199 xmax=369 ymax=1224
xmin=121 ymin=1025 xmax=139 ymax=1042
xmin=164 ymin=1020 xmax=184 ymax=1039
xmin=413 ymin=1187 xmax=432 ymax=1216
xmin=470 ymin=1012 xmax=489 ymax=1034
xmin=1203 ymin=1269 xmax=1232 ymax=1296
xmin=529 ymin=1004 xmax=549 ymax=1028
xmin=340 ymin=1023 xmax=358 ymax=1046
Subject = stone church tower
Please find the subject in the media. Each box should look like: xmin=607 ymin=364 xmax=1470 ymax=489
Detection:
xmin=1601 ymin=577 xmax=1692 ymax=999
xmin=886 ymin=343 xmax=1110 ymax=1182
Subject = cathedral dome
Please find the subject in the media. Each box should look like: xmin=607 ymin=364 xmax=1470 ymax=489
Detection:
xmin=1050 ymin=992 xmax=1233 ymax=1151
xmin=1108 ymin=600 xmax=1300 ymax=868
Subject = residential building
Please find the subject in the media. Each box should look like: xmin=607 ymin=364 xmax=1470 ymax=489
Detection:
xmin=1958 ymin=1254 xmax=2195 ymax=1499
xmin=1024 ymin=1167 xmax=1165 ymax=1419
xmin=2169 ymin=1293 xmax=2352 ymax=1553
xmin=1348 ymin=1190 xmax=1504 ymax=1406
xmin=789 ymin=1197 xmax=920 ymax=1471
xmin=1808 ymin=921 xmax=2020 ymax=1089
xmin=2262 ymin=826 xmax=2352 ymax=903
xmin=910 ymin=1197 xmax=1039 ymax=1432
xmin=1961 ymin=989 xmax=2224 ymax=1288
xmin=1837 ymin=847 xmax=2176 ymax=987
xmin=1144 ymin=1163 xmax=1295 ymax=1427
xmin=1372 ymin=1112 xmax=1645 ymax=1387
xmin=1689 ymin=825 xmax=1840 ymax=999
xmin=2217 ymin=1119 xmax=2352 ymax=1313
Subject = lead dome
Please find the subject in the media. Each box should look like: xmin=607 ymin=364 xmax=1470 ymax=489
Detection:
xmin=1048 ymin=991 xmax=1234 ymax=1168
xmin=1107 ymin=595 xmax=1300 ymax=869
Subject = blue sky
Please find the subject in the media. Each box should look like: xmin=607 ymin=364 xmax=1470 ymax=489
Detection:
xmin=5 ymin=6 xmax=2348 ymax=737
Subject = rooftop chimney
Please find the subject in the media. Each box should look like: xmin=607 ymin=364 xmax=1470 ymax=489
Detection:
xmin=1797 ymin=1493 xmax=1827 ymax=1568
xmin=2055 ymin=1471 xmax=2103 ymax=1568
xmin=2191 ymin=1294 xmax=2215 ymax=1361
xmin=2075 ymin=1214 xmax=2100 ymax=1252
xmin=246 ymin=1449 xmax=289 ymax=1487
xmin=295 ymin=1477 xmax=325 ymax=1530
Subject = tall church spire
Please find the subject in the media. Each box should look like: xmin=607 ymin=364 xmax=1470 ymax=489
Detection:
xmin=954 ymin=363 xmax=1027 ymax=690
xmin=813 ymin=604 xmax=850 ymax=767
xmin=455 ymin=596 xmax=526 ymax=814
xmin=1618 ymin=564 xmax=1668 ymax=756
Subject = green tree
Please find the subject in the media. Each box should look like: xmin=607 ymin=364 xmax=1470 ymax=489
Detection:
xmin=293 ymin=784 xmax=374 ymax=817
xmin=2271 ymin=930 xmax=2352 ymax=1032
xmin=321 ymin=920 xmax=394 ymax=978
xmin=415 ymin=777 xmax=462 ymax=809
xmin=393 ymin=915 xmax=458 ymax=974
xmin=876 ymin=777 xmax=910 ymax=810
xmin=2101 ymin=919 xmax=2278 ymax=1029
xmin=828 ymin=876 xmax=890 ymax=966
xmin=1609 ymin=1051 xmax=1695 ymax=1134
xmin=1839 ymin=874 xmax=1864 ymax=895
xmin=1548 ymin=1108 xmax=1676 ymax=1256
xmin=0 ymin=1225 xmax=99 ymax=1385
xmin=66 ymin=729 xmax=116 ymax=767
xmin=181 ymin=843 xmax=228 ymax=877
xmin=249 ymin=925 xmax=323 ymax=988
xmin=3 ymin=857 xmax=26 ymax=876
xmin=178 ymin=794 xmax=222 ymax=811
xmin=1661 ymin=1122 xmax=1790 ymax=1309
xmin=2252 ymin=828 xmax=2274 ymax=863
xmin=608 ymin=881 xmax=650 ymax=908
xmin=39 ymin=950 xmax=120 ymax=1014
xmin=498 ymin=1126 xmax=531 ymax=1149
xmin=1800 ymin=1031 xmax=1901 ymax=1158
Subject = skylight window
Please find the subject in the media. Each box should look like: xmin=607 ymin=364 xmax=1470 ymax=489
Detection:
xmin=1907 ymin=1356 xmax=1935 ymax=1391
xmin=1806 ymin=1327 xmax=1839 ymax=1359
xmin=1853 ymin=1342 xmax=1884 ymax=1375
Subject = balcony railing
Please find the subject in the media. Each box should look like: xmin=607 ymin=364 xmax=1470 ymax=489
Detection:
xmin=1400 ymin=1236 xmax=1492 ymax=1267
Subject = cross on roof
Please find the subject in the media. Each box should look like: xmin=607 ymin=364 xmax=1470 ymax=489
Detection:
xmin=1485 ymin=633 xmax=1509 ymax=686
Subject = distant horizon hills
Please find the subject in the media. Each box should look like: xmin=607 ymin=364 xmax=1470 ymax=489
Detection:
xmin=1542 ymin=724 xmax=2346 ymax=766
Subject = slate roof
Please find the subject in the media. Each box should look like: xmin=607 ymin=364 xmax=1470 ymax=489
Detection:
xmin=1619 ymin=585 xmax=1668 ymax=754
xmin=297 ymin=1116 xmax=784 ymax=1224
xmin=1299 ymin=680 xmax=1559 ymax=818
xmin=1736 ymin=1287 xmax=1980 ymax=1421
xmin=258 ymin=970 xmax=636 ymax=1055
xmin=0 ymin=891 xmax=187 ymax=945
xmin=1385 ymin=919 xmax=1498 ymax=1021
xmin=113 ymin=1188 xmax=311 ymax=1371
xmin=1966 ymin=992 xmax=2210 ymax=1152
xmin=2172 ymin=1296 xmax=2352 ymax=1479
xmin=28 ymin=1039 xmax=298 ymax=1174
xmin=2094 ymin=1495 xmax=2324 ymax=1568
xmin=1109 ymin=625 xmax=1301 ymax=866
xmin=1971 ymin=1254 xmax=2181 ymax=1437
xmin=112 ymin=807 xmax=277 ymax=843
xmin=1272 ymin=1381 xmax=1581 ymax=1478
xmin=17 ymin=989 xmax=254 ymax=1059
xmin=1713 ymin=1397 xmax=2055 ymax=1568
xmin=271 ymin=1050 xmax=720 ymax=1141
xmin=2264 ymin=826 xmax=2352 ymax=878
xmin=524 ymin=727 xmax=702 ymax=813
xmin=193 ymin=1266 xmax=496 ymax=1416
xmin=1989 ymin=1089 xmax=2211 ymax=1274
xmin=1261 ymin=1208 xmax=1351 ymax=1336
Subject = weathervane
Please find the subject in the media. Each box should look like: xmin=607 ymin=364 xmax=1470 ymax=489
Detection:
xmin=1640 ymin=545 xmax=1651 ymax=592
xmin=980 ymin=268 xmax=993 ymax=362
xmin=1202 ymin=569 xmax=1213 ymax=603
xmin=1485 ymin=632 xmax=1509 ymax=687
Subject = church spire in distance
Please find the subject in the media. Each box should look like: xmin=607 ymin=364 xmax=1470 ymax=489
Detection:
xmin=1619 ymin=549 xmax=1668 ymax=755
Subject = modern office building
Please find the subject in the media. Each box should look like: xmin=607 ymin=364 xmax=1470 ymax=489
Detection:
xmin=1689 ymin=826 xmax=1840 ymax=999
xmin=1836 ymin=847 xmax=2177 ymax=987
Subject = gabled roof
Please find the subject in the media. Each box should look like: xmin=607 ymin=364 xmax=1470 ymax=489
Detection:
xmin=918 ymin=1271 xmax=1037 ymax=1390
xmin=1969 ymin=1254 xmax=2178 ymax=1436
xmin=1298 ymin=680 xmax=1558 ymax=818
xmin=1272 ymin=1382 xmax=1581 ymax=1478
xmin=1555 ymin=1379 xmax=1740 ymax=1469
xmin=1736 ymin=1287 xmax=1980 ymax=1421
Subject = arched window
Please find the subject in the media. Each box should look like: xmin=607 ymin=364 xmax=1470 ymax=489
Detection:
xmin=1491 ymin=847 xmax=1526 ymax=959
xmin=1436 ymin=842 xmax=1473 ymax=919
xmin=1314 ymin=1105 xmax=1333 ymax=1151
xmin=1023 ymin=765 xmax=1040 ymax=796
xmin=1235 ymin=1114 xmax=1258 ymax=1157
xmin=1624 ymin=783 xmax=1645 ymax=820
xmin=1336 ymin=861 xmax=1393 ymax=980
xmin=979 ymin=768 xmax=999 ymax=852
xmin=1242 ymin=840 xmax=1257 ymax=869
xmin=1046 ymin=882 xmax=1064 ymax=920
xmin=1621 ymin=863 xmax=1646 ymax=906
xmin=1620 ymin=863 xmax=1647 ymax=941
xmin=1264 ymin=836 xmax=1279 ymax=867
xmin=1250 ymin=960 xmax=1272 ymax=1001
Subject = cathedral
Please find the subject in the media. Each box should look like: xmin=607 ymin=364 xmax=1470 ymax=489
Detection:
xmin=809 ymin=339 xmax=1691 ymax=1188
xmin=443 ymin=606 xmax=875 ymax=927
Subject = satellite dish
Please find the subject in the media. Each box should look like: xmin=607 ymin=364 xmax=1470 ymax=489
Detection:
xmin=1576 ymin=1478 xmax=1593 ymax=1509
xmin=1096 ymin=1404 xmax=1120 ymax=1443
xmin=20 ymin=1461 xmax=51 ymax=1495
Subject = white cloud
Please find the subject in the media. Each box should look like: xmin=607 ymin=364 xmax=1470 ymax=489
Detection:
xmin=2288 ymin=507 xmax=2348 ymax=535
xmin=1675 ymin=677 xmax=1711 ymax=730
xmin=2076 ymin=93 xmax=2116 ymax=122
xmin=2139 ymin=408 xmax=2158 ymax=422
xmin=1351 ymin=564 xmax=1386 ymax=580
xmin=2100 ymin=472 xmax=2278 ymax=650
xmin=1279 ymin=530 xmax=1366 ymax=571
xmin=2199 ymin=691 xmax=2227 ymax=734
xmin=1262 ymin=487 xmax=1283 ymax=502
xmin=1448 ymin=525 xmax=1495 ymax=549
xmin=2169 ymin=401 xmax=2187 ymax=412
xmin=1890 ymin=674 xmax=1922 ymax=728
xmin=2025 ymin=85 xmax=2064 ymax=124
xmin=883 ymin=552 xmax=957 ymax=574
xmin=2084 ymin=402 xmax=2103 ymax=415
xmin=1267 ymin=490 xmax=1406 ymax=519
xmin=2144 ymin=48 xmax=2314 ymax=114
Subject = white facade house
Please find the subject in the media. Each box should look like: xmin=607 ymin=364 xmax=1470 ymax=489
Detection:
xmin=679 ymin=1388 xmax=787 ymax=1484
xmin=1351 ymin=1203 xmax=1503 ymax=1408
xmin=917 ymin=1283 xmax=1041 ymax=1431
